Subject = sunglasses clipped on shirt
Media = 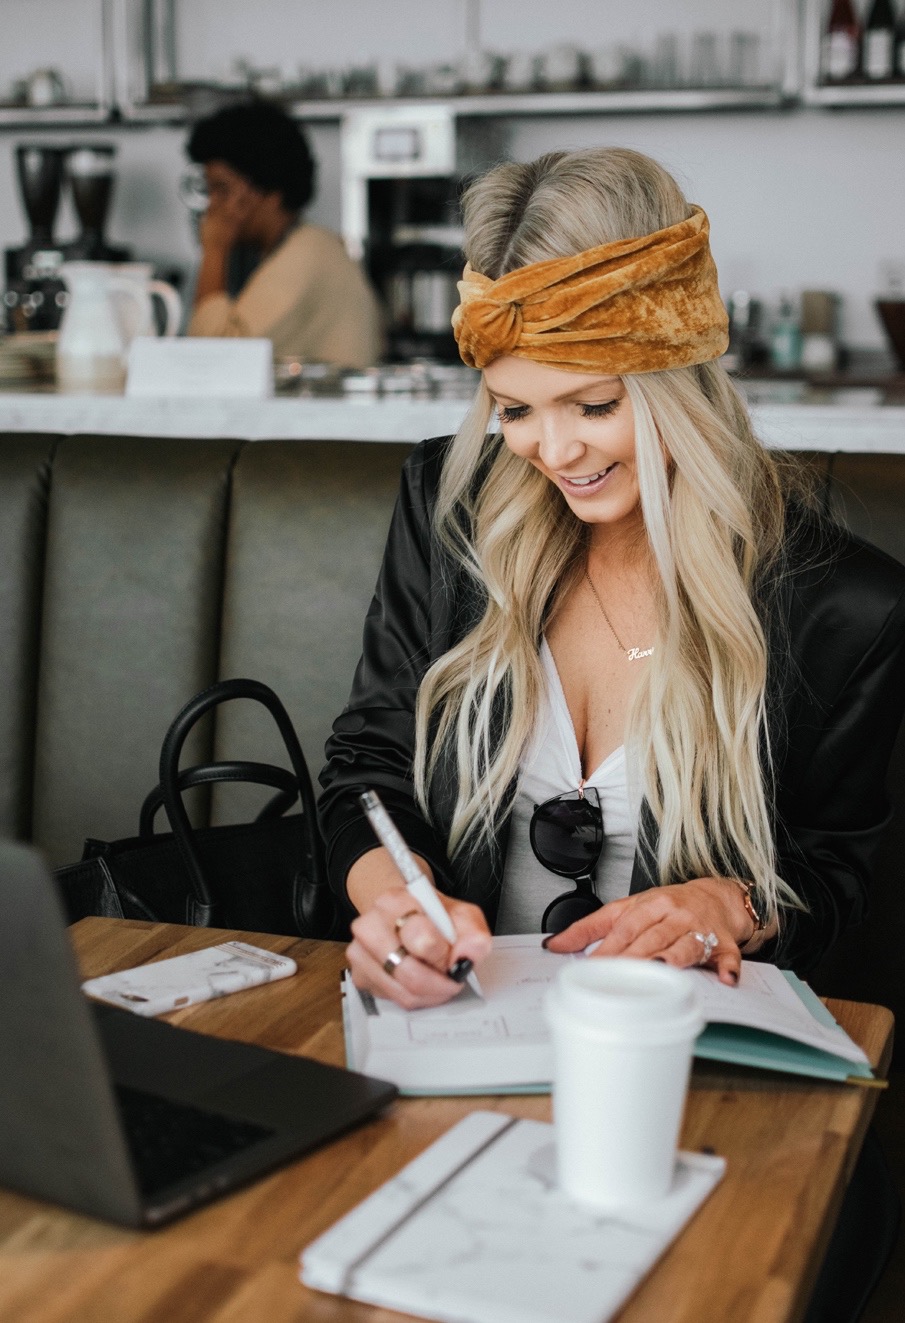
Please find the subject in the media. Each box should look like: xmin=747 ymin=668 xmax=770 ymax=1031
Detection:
xmin=529 ymin=784 xmax=605 ymax=933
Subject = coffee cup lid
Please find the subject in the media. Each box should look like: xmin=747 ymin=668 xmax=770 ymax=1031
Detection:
xmin=546 ymin=958 xmax=704 ymax=1044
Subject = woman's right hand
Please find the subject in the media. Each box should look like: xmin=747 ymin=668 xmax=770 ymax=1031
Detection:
xmin=346 ymin=851 xmax=492 ymax=1010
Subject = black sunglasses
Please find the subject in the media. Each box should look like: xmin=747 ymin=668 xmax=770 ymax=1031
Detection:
xmin=529 ymin=785 xmax=604 ymax=933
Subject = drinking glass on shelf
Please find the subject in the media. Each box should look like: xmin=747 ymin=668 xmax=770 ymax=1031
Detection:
xmin=538 ymin=45 xmax=584 ymax=90
xmin=395 ymin=66 xmax=427 ymax=97
xmin=651 ymin=33 xmax=681 ymax=89
xmin=688 ymin=32 xmax=722 ymax=88
xmin=343 ymin=66 xmax=379 ymax=98
xmin=502 ymin=51 xmax=540 ymax=92
xmin=727 ymin=32 xmax=761 ymax=87
xmin=462 ymin=49 xmax=504 ymax=92
xmin=423 ymin=62 xmax=463 ymax=96
xmin=587 ymin=45 xmax=627 ymax=89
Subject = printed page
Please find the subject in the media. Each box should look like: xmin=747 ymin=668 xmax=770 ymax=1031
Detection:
xmin=687 ymin=963 xmax=868 ymax=1065
xmin=344 ymin=935 xmax=559 ymax=1090
xmin=365 ymin=935 xmax=557 ymax=1050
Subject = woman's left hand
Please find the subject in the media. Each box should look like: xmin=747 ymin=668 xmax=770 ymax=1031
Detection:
xmin=544 ymin=877 xmax=753 ymax=986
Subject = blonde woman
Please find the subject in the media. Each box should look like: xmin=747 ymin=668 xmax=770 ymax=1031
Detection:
xmin=319 ymin=148 xmax=905 ymax=1014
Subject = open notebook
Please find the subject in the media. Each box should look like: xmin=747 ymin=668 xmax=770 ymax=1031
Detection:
xmin=343 ymin=935 xmax=874 ymax=1095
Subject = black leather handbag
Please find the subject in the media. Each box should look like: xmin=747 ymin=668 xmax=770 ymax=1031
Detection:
xmin=55 ymin=678 xmax=345 ymax=940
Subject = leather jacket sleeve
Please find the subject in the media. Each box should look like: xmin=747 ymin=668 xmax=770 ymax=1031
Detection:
xmin=318 ymin=440 xmax=457 ymax=917
xmin=766 ymin=528 xmax=905 ymax=973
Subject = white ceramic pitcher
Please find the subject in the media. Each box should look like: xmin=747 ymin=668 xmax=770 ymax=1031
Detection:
xmin=112 ymin=262 xmax=183 ymax=341
xmin=56 ymin=262 xmax=182 ymax=393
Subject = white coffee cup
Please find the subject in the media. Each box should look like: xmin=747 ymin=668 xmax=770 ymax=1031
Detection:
xmin=544 ymin=958 xmax=704 ymax=1210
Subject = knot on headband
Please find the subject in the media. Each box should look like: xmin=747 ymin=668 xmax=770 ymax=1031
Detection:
xmin=453 ymin=285 xmax=523 ymax=363
xmin=451 ymin=205 xmax=729 ymax=375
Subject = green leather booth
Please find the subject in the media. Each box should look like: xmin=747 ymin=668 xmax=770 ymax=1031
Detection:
xmin=0 ymin=435 xmax=411 ymax=864
xmin=0 ymin=435 xmax=903 ymax=1050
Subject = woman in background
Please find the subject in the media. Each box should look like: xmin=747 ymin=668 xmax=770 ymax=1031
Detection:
xmin=186 ymin=99 xmax=383 ymax=367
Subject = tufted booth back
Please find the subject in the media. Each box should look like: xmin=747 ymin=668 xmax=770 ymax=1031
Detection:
xmin=0 ymin=435 xmax=903 ymax=1048
xmin=0 ymin=435 xmax=411 ymax=864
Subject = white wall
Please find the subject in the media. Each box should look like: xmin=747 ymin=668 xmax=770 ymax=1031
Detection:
xmin=505 ymin=107 xmax=905 ymax=348
xmin=0 ymin=0 xmax=902 ymax=349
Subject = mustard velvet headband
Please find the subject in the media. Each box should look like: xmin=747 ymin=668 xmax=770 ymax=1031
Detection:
xmin=451 ymin=205 xmax=729 ymax=375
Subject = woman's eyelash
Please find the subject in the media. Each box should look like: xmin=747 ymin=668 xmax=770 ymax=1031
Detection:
xmin=580 ymin=400 xmax=619 ymax=418
xmin=498 ymin=405 xmax=529 ymax=424
xmin=496 ymin=400 xmax=620 ymax=424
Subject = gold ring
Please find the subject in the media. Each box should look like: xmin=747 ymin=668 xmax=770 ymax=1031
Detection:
xmin=395 ymin=909 xmax=420 ymax=934
xmin=382 ymin=944 xmax=408 ymax=977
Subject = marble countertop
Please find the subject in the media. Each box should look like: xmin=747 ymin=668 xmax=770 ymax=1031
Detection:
xmin=0 ymin=385 xmax=903 ymax=453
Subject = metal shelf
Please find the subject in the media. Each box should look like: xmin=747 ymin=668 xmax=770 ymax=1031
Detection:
xmin=115 ymin=84 xmax=792 ymax=126
xmin=0 ymin=105 xmax=111 ymax=129
xmin=803 ymin=83 xmax=905 ymax=108
xmin=0 ymin=81 xmax=810 ymax=131
xmin=283 ymin=85 xmax=794 ymax=121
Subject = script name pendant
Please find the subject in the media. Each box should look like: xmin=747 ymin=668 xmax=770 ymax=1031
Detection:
xmin=627 ymin=646 xmax=655 ymax=662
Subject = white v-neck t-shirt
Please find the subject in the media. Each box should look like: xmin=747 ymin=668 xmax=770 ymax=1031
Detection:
xmin=495 ymin=640 xmax=640 ymax=935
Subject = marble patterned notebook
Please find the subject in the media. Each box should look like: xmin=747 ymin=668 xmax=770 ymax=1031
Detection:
xmin=300 ymin=1111 xmax=725 ymax=1323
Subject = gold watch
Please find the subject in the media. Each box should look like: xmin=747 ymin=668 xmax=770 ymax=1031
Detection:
xmin=730 ymin=878 xmax=764 ymax=947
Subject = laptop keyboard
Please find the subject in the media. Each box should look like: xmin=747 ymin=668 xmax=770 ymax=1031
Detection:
xmin=115 ymin=1084 xmax=276 ymax=1198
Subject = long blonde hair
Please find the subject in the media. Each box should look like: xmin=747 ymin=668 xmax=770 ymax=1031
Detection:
xmin=413 ymin=148 xmax=804 ymax=923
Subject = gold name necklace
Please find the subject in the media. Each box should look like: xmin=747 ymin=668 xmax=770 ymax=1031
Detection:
xmin=584 ymin=568 xmax=655 ymax=662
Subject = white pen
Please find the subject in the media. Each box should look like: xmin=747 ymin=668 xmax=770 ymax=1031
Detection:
xmin=359 ymin=789 xmax=485 ymax=999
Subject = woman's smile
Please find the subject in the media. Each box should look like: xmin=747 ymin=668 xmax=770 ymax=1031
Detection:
xmin=558 ymin=462 xmax=619 ymax=494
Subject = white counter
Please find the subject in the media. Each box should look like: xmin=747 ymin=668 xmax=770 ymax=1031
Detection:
xmin=0 ymin=387 xmax=904 ymax=453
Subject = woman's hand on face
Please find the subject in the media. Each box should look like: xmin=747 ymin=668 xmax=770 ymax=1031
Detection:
xmin=544 ymin=877 xmax=754 ymax=986
xmin=199 ymin=182 xmax=257 ymax=253
xmin=347 ymin=886 xmax=493 ymax=1011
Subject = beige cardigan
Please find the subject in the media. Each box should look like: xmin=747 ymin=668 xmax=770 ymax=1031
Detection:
xmin=188 ymin=225 xmax=384 ymax=367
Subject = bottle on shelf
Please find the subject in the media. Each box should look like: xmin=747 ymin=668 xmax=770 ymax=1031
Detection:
xmin=769 ymin=294 xmax=803 ymax=372
xmin=863 ymin=0 xmax=897 ymax=80
xmin=821 ymin=0 xmax=862 ymax=83
xmin=723 ymin=290 xmax=766 ymax=374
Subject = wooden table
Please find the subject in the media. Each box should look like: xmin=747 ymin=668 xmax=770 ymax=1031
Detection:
xmin=0 ymin=919 xmax=894 ymax=1323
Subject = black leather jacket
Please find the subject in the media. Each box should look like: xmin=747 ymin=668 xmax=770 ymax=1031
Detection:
xmin=319 ymin=436 xmax=905 ymax=974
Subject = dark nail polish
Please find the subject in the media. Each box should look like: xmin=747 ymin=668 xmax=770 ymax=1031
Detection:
xmin=448 ymin=957 xmax=473 ymax=983
xmin=653 ymin=956 xmax=666 ymax=963
xmin=728 ymin=970 xmax=739 ymax=984
xmin=541 ymin=935 xmax=554 ymax=949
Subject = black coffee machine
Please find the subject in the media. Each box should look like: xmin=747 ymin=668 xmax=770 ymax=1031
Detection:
xmin=367 ymin=175 xmax=464 ymax=362
xmin=4 ymin=145 xmax=68 ymax=333
xmin=4 ymin=143 xmax=130 ymax=334
xmin=342 ymin=107 xmax=504 ymax=362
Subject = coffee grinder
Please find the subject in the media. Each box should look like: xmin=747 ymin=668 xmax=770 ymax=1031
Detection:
xmin=3 ymin=143 xmax=131 ymax=334
xmin=64 ymin=145 xmax=130 ymax=263
xmin=3 ymin=145 xmax=69 ymax=333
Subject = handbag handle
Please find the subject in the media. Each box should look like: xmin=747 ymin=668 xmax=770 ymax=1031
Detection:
xmin=158 ymin=678 xmax=325 ymax=925
xmin=139 ymin=760 xmax=299 ymax=838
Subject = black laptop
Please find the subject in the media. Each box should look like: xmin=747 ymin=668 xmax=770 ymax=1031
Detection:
xmin=0 ymin=840 xmax=396 ymax=1227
